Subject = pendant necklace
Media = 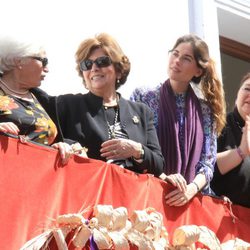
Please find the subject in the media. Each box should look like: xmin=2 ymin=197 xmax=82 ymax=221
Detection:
xmin=0 ymin=78 xmax=29 ymax=95
xmin=105 ymin=106 xmax=119 ymax=139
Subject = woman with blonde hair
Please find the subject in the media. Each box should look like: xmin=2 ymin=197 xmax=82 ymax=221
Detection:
xmin=41 ymin=33 xmax=164 ymax=176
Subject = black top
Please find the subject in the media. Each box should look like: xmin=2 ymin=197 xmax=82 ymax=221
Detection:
xmin=30 ymin=88 xmax=74 ymax=145
xmin=32 ymin=88 xmax=164 ymax=177
xmin=211 ymin=107 xmax=250 ymax=208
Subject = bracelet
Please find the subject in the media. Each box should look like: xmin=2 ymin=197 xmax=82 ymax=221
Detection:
xmin=236 ymin=147 xmax=245 ymax=160
xmin=191 ymin=181 xmax=200 ymax=192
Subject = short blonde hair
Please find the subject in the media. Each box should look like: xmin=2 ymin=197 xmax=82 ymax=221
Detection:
xmin=75 ymin=33 xmax=130 ymax=89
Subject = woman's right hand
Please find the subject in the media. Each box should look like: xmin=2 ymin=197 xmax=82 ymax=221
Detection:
xmin=0 ymin=122 xmax=20 ymax=135
xmin=239 ymin=115 xmax=250 ymax=156
xmin=51 ymin=142 xmax=74 ymax=165
xmin=163 ymin=173 xmax=187 ymax=192
xmin=165 ymin=182 xmax=197 ymax=206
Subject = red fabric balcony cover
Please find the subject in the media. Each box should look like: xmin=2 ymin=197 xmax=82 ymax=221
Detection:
xmin=0 ymin=134 xmax=250 ymax=250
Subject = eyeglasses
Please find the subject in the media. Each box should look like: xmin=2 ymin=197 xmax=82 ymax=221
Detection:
xmin=29 ymin=56 xmax=48 ymax=67
xmin=79 ymin=56 xmax=112 ymax=71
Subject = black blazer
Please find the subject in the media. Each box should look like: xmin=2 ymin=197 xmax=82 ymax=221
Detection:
xmin=32 ymin=88 xmax=164 ymax=176
xmin=31 ymin=88 xmax=65 ymax=144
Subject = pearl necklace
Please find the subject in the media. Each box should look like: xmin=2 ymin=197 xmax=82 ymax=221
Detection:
xmin=0 ymin=78 xmax=29 ymax=95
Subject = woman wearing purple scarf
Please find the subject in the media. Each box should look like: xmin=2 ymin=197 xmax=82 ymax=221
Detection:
xmin=131 ymin=34 xmax=226 ymax=206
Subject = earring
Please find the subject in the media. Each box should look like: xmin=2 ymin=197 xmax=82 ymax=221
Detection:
xmin=117 ymin=79 xmax=120 ymax=84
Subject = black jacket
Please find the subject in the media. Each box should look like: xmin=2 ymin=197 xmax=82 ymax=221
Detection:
xmin=31 ymin=88 xmax=67 ymax=144
xmin=32 ymin=88 xmax=164 ymax=177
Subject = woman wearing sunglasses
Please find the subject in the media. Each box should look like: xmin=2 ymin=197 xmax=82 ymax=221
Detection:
xmin=0 ymin=35 xmax=77 ymax=165
xmin=43 ymin=33 xmax=164 ymax=176
xmin=131 ymin=34 xmax=226 ymax=206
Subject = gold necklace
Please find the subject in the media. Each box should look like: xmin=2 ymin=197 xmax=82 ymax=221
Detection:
xmin=0 ymin=78 xmax=29 ymax=95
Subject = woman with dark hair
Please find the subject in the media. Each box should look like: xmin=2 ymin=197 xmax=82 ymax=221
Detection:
xmin=211 ymin=72 xmax=250 ymax=208
xmin=131 ymin=34 xmax=226 ymax=206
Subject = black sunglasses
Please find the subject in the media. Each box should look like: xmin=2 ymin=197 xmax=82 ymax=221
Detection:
xmin=79 ymin=56 xmax=112 ymax=71
xmin=29 ymin=56 xmax=48 ymax=67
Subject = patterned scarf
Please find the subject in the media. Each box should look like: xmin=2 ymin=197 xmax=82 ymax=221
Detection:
xmin=158 ymin=79 xmax=204 ymax=182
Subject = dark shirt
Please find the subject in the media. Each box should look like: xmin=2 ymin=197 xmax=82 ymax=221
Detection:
xmin=55 ymin=91 xmax=164 ymax=176
xmin=211 ymin=107 xmax=250 ymax=208
xmin=32 ymin=88 xmax=164 ymax=176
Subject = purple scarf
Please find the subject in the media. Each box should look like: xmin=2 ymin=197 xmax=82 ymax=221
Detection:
xmin=158 ymin=80 xmax=204 ymax=183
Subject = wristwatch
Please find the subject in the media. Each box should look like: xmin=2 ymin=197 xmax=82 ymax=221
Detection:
xmin=139 ymin=147 xmax=145 ymax=159
xmin=134 ymin=146 xmax=144 ymax=160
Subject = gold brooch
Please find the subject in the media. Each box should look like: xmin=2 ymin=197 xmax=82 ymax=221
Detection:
xmin=132 ymin=116 xmax=139 ymax=124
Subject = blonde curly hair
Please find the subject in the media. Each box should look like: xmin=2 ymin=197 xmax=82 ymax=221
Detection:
xmin=75 ymin=33 xmax=130 ymax=90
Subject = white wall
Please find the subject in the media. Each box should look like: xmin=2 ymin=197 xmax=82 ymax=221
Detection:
xmin=1 ymin=0 xmax=220 ymax=98
xmin=189 ymin=0 xmax=222 ymax=78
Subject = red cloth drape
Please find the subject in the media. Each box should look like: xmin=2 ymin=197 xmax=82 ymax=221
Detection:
xmin=0 ymin=135 xmax=250 ymax=250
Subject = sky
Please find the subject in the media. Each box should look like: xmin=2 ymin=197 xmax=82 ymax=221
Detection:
xmin=1 ymin=0 xmax=189 ymax=97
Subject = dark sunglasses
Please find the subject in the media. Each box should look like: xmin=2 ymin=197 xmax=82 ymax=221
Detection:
xmin=29 ymin=56 xmax=48 ymax=67
xmin=79 ymin=56 xmax=112 ymax=71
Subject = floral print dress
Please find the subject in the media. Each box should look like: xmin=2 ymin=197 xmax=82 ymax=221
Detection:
xmin=0 ymin=88 xmax=57 ymax=145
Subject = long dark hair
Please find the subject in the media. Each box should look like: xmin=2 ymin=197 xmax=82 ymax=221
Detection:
xmin=171 ymin=34 xmax=226 ymax=134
